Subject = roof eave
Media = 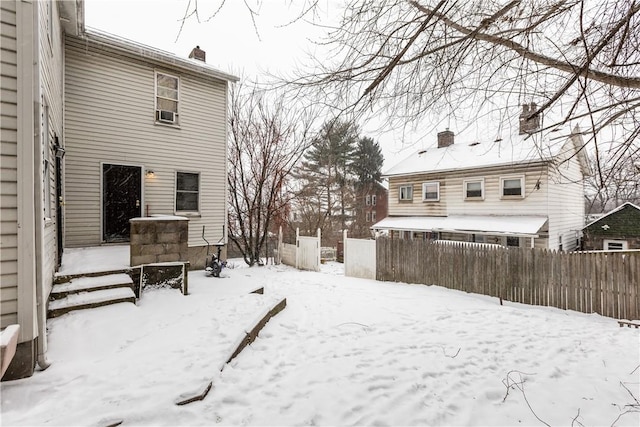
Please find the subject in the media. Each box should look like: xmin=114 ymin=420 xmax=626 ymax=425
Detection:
xmin=382 ymin=159 xmax=550 ymax=179
xmin=76 ymin=29 xmax=240 ymax=83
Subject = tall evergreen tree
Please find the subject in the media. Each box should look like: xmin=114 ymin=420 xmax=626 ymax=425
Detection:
xmin=295 ymin=119 xmax=358 ymax=243
xmin=351 ymin=136 xmax=384 ymax=187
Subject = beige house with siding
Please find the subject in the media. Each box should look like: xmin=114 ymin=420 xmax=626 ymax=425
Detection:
xmin=1 ymin=0 xmax=82 ymax=380
xmin=1 ymin=0 xmax=237 ymax=380
xmin=373 ymin=104 xmax=589 ymax=251
xmin=63 ymin=30 xmax=237 ymax=260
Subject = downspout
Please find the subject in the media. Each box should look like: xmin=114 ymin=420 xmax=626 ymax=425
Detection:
xmin=32 ymin=0 xmax=50 ymax=371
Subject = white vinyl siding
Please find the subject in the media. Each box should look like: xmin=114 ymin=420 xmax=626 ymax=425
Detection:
xmin=1 ymin=0 xmax=19 ymax=327
xmin=64 ymin=36 xmax=229 ymax=247
xmin=546 ymin=135 xmax=586 ymax=251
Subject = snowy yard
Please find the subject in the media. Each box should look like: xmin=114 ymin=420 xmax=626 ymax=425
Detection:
xmin=2 ymin=261 xmax=639 ymax=426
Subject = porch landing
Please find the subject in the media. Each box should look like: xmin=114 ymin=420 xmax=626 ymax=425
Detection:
xmin=57 ymin=245 xmax=130 ymax=277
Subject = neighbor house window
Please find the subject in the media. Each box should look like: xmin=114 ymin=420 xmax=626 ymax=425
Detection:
xmin=156 ymin=72 xmax=179 ymax=124
xmin=372 ymin=195 xmax=377 ymax=206
xmin=464 ymin=179 xmax=484 ymax=199
xmin=399 ymin=185 xmax=413 ymax=201
xmin=372 ymin=211 xmax=377 ymax=222
xmin=422 ymin=182 xmax=440 ymax=201
xmin=501 ymin=176 xmax=524 ymax=197
xmin=604 ymin=240 xmax=628 ymax=250
xmin=366 ymin=212 xmax=371 ymax=222
xmin=507 ymin=236 xmax=520 ymax=247
xmin=176 ymin=172 xmax=199 ymax=212
xmin=366 ymin=195 xmax=371 ymax=205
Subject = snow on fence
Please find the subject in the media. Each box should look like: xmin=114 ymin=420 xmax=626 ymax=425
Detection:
xmin=376 ymin=238 xmax=639 ymax=320
xmin=343 ymin=231 xmax=376 ymax=280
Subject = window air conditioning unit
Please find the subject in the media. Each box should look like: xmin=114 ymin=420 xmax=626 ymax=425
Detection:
xmin=157 ymin=110 xmax=176 ymax=123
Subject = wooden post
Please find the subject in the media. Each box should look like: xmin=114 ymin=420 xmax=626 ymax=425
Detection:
xmin=317 ymin=228 xmax=321 ymax=271
xmin=295 ymin=227 xmax=299 ymax=269
xmin=343 ymin=229 xmax=348 ymax=272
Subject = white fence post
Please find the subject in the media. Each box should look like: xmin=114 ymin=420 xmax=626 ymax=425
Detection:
xmin=317 ymin=228 xmax=321 ymax=269
xmin=343 ymin=229 xmax=348 ymax=267
xmin=295 ymin=227 xmax=300 ymax=269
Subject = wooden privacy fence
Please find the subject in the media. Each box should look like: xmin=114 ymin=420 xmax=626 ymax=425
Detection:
xmin=376 ymin=238 xmax=639 ymax=320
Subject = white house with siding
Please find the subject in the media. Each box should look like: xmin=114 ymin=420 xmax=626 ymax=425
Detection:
xmin=63 ymin=30 xmax=238 ymax=262
xmin=1 ymin=0 xmax=82 ymax=380
xmin=1 ymin=0 xmax=237 ymax=381
xmin=373 ymin=104 xmax=589 ymax=251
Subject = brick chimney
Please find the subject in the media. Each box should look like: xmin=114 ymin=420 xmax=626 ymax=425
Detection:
xmin=519 ymin=102 xmax=541 ymax=134
xmin=437 ymin=129 xmax=454 ymax=148
xmin=189 ymin=46 xmax=206 ymax=63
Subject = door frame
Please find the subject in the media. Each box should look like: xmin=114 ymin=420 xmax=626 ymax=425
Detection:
xmin=100 ymin=162 xmax=145 ymax=243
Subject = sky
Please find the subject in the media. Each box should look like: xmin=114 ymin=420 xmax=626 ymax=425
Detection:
xmin=2 ymin=246 xmax=639 ymax=426
xmin=84 ymin=0 xmax=418 ymax=168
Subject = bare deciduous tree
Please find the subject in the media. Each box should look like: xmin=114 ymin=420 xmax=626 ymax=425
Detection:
xmin=284 ymin=0 xmax=640 ymax=170
xmin=227 ymin=83 xmax=313 ymax=266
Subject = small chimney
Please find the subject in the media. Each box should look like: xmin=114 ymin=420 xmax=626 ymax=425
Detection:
xmin=437 ymin=129 xmax=454 ymax=148
xmin=189 ymin=46 xmax=206 ymax=63
xmin=519 ymin=102 xmax=541 ymax=135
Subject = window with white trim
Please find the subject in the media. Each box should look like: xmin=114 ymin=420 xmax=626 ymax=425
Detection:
xmin=175 ymin=172 xmax=199 ymax=212
xmin=366 ymin=195 xmax=371 ymax=205
xmin=366 ymin=212 xmax=371 ymax=222
xmin=399 ymin=185 xmax=413 ymax=201
xmin=501 ymin=176 xmax=524 ymax=198
xmin=604 ymin=239 xmax=628 ymax=251
xmin=464 ymin=179 xmax=484 ymax=199
xmin=372 ymin=211 xmax=377 ymax=222
xmin=422 ymin=182 xmax=440 ymax=201
xmin=156 ymin=72 xmax=179 ymax=125
xmin=372 ymin=195 xmax=377 ymax=206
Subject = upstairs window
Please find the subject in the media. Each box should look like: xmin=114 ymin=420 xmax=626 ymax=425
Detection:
xmin=464 ymin=179 xmax=484 ymax=199
xmin=176 ymin=172 xmax=199 ymax=212
xmin=366 ymin=195 xmax=371 ymax=205
xmin=501 ymin=176 xmax=524 ymax=198
xmin=399 ymin=185 xmax=413 ymax=201
xmin=156 ymin=72 xmax=179 ymax=125
xmin=422 ymin=182 xmax=440 ymax=202
xmin=372 ymin=195 xmax=377 ymax=206
xmin=366 ymin=212 xmax=371 ymax=222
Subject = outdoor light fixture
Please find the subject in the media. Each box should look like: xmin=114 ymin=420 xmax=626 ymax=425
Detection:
xmin=145 ymin=170 xmax=156 ymax=178
xmin=54 ymin=137 xmax=65 ymax=158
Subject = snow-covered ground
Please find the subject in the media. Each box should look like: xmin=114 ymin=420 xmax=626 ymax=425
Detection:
xmin=2 ymin=261 xmax=639 ymax=426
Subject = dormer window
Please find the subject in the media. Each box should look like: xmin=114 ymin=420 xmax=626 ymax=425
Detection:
xmin=155 ymin=72 xmax=179 ymax=125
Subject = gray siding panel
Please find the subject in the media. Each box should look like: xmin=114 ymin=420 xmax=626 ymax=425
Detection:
xmin=0 ymin=0 xmax=18 ymax=328
xmin=64 ymin=36 xmax=229 ymax=248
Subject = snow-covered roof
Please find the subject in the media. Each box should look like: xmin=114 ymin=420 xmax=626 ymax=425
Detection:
xmin=372 ymin=215 xmax=548 ymax=237
xmin=77 ymin=28 xmax=240 ymax=83
xmin=383 ymin=129 xmax=576 ymax=178
xmin=583 ymin=202 xmax=640 ymax=229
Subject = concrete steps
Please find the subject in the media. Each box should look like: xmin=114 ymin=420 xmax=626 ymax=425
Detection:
xmin=48 ymin=273 xmax=136 ymax=318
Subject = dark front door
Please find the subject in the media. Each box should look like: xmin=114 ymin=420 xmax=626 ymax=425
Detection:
xmin=102 ymin=164 xmax=142 ymax=242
